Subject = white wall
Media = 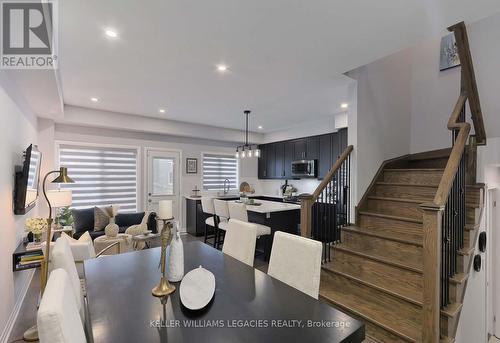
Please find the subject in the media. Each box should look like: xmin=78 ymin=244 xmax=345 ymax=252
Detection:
xmin=346 ymin=49 xmax=412 ymax=203
xmin=0 ymin=75 xmax=38 ymax=342
xmin=410 ymin=13 xmax=500 ymax=153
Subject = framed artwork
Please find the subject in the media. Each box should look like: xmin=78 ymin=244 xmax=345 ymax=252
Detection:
xmin=186 ymin=158 xmax=198 ymax=174
xmin=439 ymin=33 xmax=460 ymax=71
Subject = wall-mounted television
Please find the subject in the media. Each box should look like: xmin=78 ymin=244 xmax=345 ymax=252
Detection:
xmin=14 ymin=144 xmax=42 ymax=215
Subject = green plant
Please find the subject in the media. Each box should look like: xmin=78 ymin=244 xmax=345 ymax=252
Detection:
xmin=57 ymin=207 xmax=74 ymax=226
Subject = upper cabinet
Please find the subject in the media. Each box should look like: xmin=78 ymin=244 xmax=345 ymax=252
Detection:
xmin=258 ymin=128 xmax=347 ymax=180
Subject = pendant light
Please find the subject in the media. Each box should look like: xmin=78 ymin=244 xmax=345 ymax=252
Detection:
xmin=235 ymin=110 xmax=260 ymax=159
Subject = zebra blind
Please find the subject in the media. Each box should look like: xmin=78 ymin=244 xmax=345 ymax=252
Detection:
xmin=202 ymin=153 xmax=238 ymax=191
xmin=58 ymin=144 xmax=138 ymax=212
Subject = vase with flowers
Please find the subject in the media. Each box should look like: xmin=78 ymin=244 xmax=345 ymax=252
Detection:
xmin=25 ymin=218 xmax=48 ymax=243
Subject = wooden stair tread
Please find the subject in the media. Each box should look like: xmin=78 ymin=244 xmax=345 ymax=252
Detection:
xmin=322 ymin=263 xmax=422 ymax=305
xmin=377 ymin=182 xmax=439 ymax=188
xmin=458 ymin=246 xmax=475 ymax=256
xmin=343 ymin=225 xmax=423 ymax=246
xmin=358 ymin=211 xmax=423 ymax=224
xmin=441 ymin=302 xmax=462 ymax=318
xmin=320 ymin=275 xmax=421 ymax=343
xmin=465 ymin=223 xmax=479 ymax=231
xmin=367 ymin=196 xmax=424 ymax=204
xmin=384 ymin=168 xmax=445 ymax=171
xmin=332 ymin=244 xmax=423 ymax=273
xmin=450 ymin=273 xmax=468 ymax=284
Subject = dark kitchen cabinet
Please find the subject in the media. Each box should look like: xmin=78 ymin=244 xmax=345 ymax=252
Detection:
xmin=257 ymin=129 xmax=347 ymax=180
xmin=293 ymin=139 xmax=307 ymax=160
xmin=318 ymin=134 xmax=332 ymax=179
xmin=186 ymin=198 xmax=210 ymax=237
xmin=266 ymin=143 xmax=276 ymax=179
xmin=274 ymin=142 xmax=285 ymax=178
xmin=284 ymin=142 xmax=294 ymax=178
xmin=306 ymin=136 xmax=320 ymax=160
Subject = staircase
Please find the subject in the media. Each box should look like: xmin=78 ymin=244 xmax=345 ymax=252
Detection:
xmin=299 ymin=21 xmax=487 ymax=342
xmin=319 ymin=154 xmax=484 ymax=342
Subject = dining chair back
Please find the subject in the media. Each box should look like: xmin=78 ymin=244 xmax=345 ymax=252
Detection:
xmin=223 ymin=219 xmax=257 ymax=266
xmin=228 ymin=202 xmax=248 ymax=222
xmin=37 ymin=268 xmax=86 ymax=343
xmin=201 ymin=197 xmax=215 ymax=215
xmin=213 ymin=199 xmax=230 ymax=221
xmin=267 ymin=231 xmax=322 ymax=299
xmin=51 ymin=237 xmax=84 ymax=321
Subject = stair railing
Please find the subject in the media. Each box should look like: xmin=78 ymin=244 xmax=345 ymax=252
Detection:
xmin=419 ymin=21 xmax=485 ymax=342
xmin=300 ymin=145 xmax=353 ymax=262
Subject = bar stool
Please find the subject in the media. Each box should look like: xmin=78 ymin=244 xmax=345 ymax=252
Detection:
xmin=228 ymin=202 xmax=272 ymax=258
xmin=201 ymin=197 xmax=217 ymax=246
xmin=213 ymin=199 xmax=230 ymax=250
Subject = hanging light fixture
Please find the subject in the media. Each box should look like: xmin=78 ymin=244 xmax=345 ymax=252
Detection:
xmin=235 ymin=110 xmax=260 ymax=159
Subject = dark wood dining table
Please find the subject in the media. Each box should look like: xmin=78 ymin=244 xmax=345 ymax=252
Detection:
xmin=84 ymin=241 xmax=364 ymax=343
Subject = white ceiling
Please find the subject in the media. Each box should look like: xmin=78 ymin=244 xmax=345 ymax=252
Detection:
xmin=58 ymin=0 xmax=500 ymax=133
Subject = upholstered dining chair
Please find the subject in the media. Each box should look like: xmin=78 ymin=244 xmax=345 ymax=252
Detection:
xmin=267 ymin=231 xmax=322 ymax=299
xmin=37 ymin=268 xmax=86 ymax=343
xmin=50 ymin=237 xmax=85 ymax=322
xmin=227 ymin=202 xmax=271 ymax=237
xmin=201 ymin=197 xmax=217 ymax=245
xmin=222 ymin=219 xmax=258 ymax=266
xmin=213 ymin=199 xmax=230 ymax=249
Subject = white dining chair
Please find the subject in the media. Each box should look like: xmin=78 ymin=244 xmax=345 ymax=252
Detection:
xmin=213 ymin=199 xmax=230 ymax=249
xmin=50 ymin=237 xmax=85 ymax=322
xmin=37 ymin=268 xmax=87 ymax=343
xmin=267 ymin=231 xmax=323 ymax=299
xmin=222 ymin=219 xmax=258 ymax=266
xmin=228 ymin=202 xmax=271 ymax=237
xmin=201 ymin=197 xmax=217 ymax=246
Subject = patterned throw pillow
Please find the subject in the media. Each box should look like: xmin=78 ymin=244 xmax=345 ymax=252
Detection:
xmin=94 ymin=206 xmax=111 ymax=231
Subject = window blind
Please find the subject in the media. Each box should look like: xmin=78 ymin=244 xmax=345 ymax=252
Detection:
xmin=58 ymin=144 xmax=138 ymax=212
xmin=202 ymin=153 xmax=238 ymax=191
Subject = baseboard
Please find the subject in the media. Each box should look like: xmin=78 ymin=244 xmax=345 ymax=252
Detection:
xmin=0 ymin=269 xmax=35 ymax=343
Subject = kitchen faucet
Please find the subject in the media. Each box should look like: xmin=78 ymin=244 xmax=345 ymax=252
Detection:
xmin=223 ymin=178 xmax=230 ymax=195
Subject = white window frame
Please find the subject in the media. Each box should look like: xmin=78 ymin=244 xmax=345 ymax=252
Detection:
xmin=201 ymin=151 xmax=239 ymax=191
xmin=55 ymin=141 xmax=141 ymax=212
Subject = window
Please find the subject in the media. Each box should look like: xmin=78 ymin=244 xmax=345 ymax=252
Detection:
xmin=202 ymin=153 xmax=238 ymax=191
xmin=58 ymin=144 xmax=138 ymax=212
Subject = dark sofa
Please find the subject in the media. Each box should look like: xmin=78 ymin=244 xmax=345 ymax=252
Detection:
xmin=71 ymin=208 xmax=157 ymax=240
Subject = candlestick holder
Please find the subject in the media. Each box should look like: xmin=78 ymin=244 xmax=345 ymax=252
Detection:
xmin=152 ymin=218 xmax=176 ymax=297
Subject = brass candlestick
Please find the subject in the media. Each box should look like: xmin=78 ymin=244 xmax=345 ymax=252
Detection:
xmin=152 ymin=218 xmax=176 ymax=297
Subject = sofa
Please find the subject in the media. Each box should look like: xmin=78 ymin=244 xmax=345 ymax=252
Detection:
xmin=71 ymin=208 xmax=157 ymax=240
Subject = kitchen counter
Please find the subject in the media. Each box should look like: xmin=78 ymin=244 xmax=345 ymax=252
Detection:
xmin=183 ymin=193 xmax=290 ymax=201
xmin=232 ymin=199 xmax=301 ymax=214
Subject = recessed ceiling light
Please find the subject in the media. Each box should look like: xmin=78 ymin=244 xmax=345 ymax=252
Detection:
xmin=258 ymin=126 xmax=263 ymax=130
xmin=217 ymin=64 xmax=228 ymax=72
xmin=91 ymin=97 xmax=99 ymax=102
xmin=158 ymin=108 xmax=166 ymax=114
xmin=105 ymin=29 xmax=118 ymax=38
xmin=340 ymin=103 xmax=348 ymax=109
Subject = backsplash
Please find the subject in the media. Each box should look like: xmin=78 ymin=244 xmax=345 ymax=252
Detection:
xmin=242 ymin=178 xmax=321 ymax=196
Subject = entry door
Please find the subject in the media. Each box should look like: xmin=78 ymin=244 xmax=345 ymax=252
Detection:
xmin=146 ymin=149 xmax=180 ymax=221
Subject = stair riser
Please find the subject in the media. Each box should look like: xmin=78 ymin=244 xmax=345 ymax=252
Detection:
xmin=328 ymin=248 xmax=423 ymax=302
xmin=457 ymin=253 xmax=471 ymax=274
xmin=466 ymin=207 xmax=479 ymax=225
xmin=365 ymin=199 xmax=423 ymax=220
xmin=466 ymin=187 xmax=482 ymax=208
xmin=407 ymin=158 xmax=449 ymax=169
xmin=321 ymin=272 xmax=422 ymax=341
xmin=441 ymin=315 xmax=459 ymax=338
xmin=359 ymin=214 xmax=423 ymax=238
xmin=383 ymin=170 xmax=443 ymax=184
xmin=341 ymin=230 xmax=423 ymax=268
xmin=373 ymin=184 xmax=436 ymax=201
xmin=450 ymin=281 xmax=465 ymax=304
xmin=463 ymin=229 xmax=476 ymax=250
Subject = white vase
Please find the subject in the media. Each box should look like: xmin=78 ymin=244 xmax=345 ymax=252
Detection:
xmin=105 ymin=217 xmax=119 ymax=237
xmin=166 ymin=223 xmax=184 ymax=282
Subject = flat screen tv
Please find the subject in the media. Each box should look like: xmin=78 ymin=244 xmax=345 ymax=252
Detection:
xmin=14 ymin=144 xmax=42 ymax=215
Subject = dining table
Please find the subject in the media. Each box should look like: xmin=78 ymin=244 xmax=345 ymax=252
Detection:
xmin=84 ymin=241 xmax=365 ymax=343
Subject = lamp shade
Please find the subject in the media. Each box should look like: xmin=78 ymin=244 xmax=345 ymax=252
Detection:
xmin=46 ymin=190 xmax=72 ymax=208
xmin=158 ymin=200 xmax=173 ymax=219
xmin=52 ymin=167 xmax=75 ymax=183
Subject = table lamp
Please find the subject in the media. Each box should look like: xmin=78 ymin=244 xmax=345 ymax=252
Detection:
xmin=23 ymin=167 xmax=74 ymax=342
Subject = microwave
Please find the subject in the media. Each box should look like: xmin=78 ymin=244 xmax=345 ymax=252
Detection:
xmin=291 ymin=160 xmax=317 ymax=178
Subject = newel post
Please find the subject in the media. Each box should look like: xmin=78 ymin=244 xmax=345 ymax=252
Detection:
xmin=299 ymin=194 xmax=314 ymax=237
xmin=420 ymin=203 xmax=444 ymax=343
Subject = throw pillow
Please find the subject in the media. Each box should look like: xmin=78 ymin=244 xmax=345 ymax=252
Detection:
xmin=94 ymin=206 xmax=111 ymax=231
xmin=61 ymin=231 xmax=92 ymax=243
xmin=71 ymin=208 xmax=94 ymax=234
